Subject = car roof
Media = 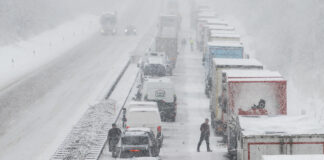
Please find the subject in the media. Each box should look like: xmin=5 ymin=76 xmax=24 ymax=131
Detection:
xmin=123 ymin=130 xmax=149 ymax=137
xmin=128 ymin=107 xmax=159 ymax=112
xmin=127 ymin=127 xmax=152 ymax=133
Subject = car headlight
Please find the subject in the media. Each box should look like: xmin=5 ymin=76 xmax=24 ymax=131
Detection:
xmin=124 ymin=29 xmax=128 ymax=32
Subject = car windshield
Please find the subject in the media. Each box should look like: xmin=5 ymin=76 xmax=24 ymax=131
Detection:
xmin=143 ymin=64 xmax=166 ymax=76
xmin=122 ymin=136 xmax=149 ymax=145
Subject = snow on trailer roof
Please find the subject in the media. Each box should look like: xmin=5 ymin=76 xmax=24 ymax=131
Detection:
xmin=206 ymin=25 xmax=235 ymax=31
xmin=223 ymin=70 xmax=283 ymax=79
xmin=213 ymin=58 xmax=263 ymax=68
xmin=229 ymin=77 xmax=285 ymax=82
xmin=199 ymin=18 xmax=228 ymax=26
xmin=262 ymin=154 xmax=324 ymax=160
xmin=239 ymin=115 xmax=324 ymax=136
xmin=197 ymin=11 xmax=217 ymax=18
xmin=208 ymin=41 xmax=243 ymax=47
xmin=210 ymin=32 xmax=241 ymax=38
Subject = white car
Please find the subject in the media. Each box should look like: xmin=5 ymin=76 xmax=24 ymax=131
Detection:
xmin=126 ymin=104 xmax=163 ymax=146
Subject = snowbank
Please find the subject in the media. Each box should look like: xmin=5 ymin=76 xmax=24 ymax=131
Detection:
xmin=0 ymin=14 xmax=99 ymax=91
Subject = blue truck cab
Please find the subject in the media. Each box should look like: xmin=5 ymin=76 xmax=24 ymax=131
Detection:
xmin=204 ymin=41 xmax=244 ymax=97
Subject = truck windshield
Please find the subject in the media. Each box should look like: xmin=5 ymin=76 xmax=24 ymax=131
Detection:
xmin=122 ymin=136 xmax=149 ymax=145
xmin=143 ymin=64 xmax=166 ymax=76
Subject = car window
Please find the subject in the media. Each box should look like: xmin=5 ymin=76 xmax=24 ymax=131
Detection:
xmin=122 ymin=136 xmax=149 ymax=145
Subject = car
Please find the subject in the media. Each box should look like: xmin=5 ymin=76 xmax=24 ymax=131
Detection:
xmin=125 ymin=25 xmax=137 ymax=35
xmin=141 ymin=52 xmax=172 ymax=75
xmin=141 ymin=57 xmax=167 ymax=77
xmin=125 ymin=104 xmax=163 ymax=147
xmin=115 ymin=128 xmax=160 ymax=158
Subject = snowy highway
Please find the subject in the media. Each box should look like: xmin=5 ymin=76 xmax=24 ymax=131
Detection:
xmin=2 ymin=0 xmax=323 ymax=159
xmin=0 ymin=1 xmax=160 ymax=159
xmin=159 ymin=37 xmax=228 ymax=160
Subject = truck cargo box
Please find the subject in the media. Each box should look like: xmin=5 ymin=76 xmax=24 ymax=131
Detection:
xmin=211 ymin=69 xmax=285 ymax=135
xmin=206 ymin=58 xmax=262 ymax=98
xmin=262 ymin=154 xmax=324 ymax=160
xmin=155 ymin=27 xmax=178 ymax=67
xmin=233 ymin=115 xmax=324 ymax=160
xmin=209 ymin=60 xmax=264 ymax=133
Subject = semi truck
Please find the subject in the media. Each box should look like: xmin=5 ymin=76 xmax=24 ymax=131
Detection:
xmin=204 ymin=43 xmax=247 ymax=96
xmin=212 ymin=69 xmax=287 ymax=136
xmin=209 ymin=59 xmax=264 ymax=132
xmin=196 ymin=18 xmax=228 ymax=51
xmin=155 ymin=27 xmax=178 ymax=68
xmin=100 ymin=12 xmax=117 ymax=35
xmin=158 ymin=14 xmax=181 ymax=33
xmin=231 ymin=115 xmax=324 ymax=160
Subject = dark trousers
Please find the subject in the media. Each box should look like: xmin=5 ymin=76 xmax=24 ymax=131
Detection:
xmin=197 ymin=134 xmax=210 ymax=151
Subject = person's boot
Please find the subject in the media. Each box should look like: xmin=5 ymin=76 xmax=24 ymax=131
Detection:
xmin=207 ymin=143 xmax=212 ymax=152
xmin=197 ymin=143 xmax=201 ymax=152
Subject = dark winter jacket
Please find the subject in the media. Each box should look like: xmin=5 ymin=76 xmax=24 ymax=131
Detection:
xmin=200 ymin=123 xmax=210 ymax=137
xmin=108 ymin=128 xmax=122 ymax=139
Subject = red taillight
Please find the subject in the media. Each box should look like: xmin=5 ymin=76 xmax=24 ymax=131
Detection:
xmin=126 ymin=126 xmax=130 ymax=129
xmin=129 ymin=149 xmax=141 ymax=152
xmin=157 ymin=126 xmax=161 ymax=132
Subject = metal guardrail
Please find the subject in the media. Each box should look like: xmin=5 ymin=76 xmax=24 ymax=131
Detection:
xmin=51 ymin=58 xmax=132 ymax=160
xmin=105 ymin=59 xmax=131 ymax=100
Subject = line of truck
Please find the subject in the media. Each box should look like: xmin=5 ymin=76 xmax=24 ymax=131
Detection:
xmin=191 ymin=2 xmax=324 ymax=160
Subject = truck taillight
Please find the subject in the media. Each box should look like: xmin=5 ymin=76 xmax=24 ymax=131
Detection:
xmin=157 ymin=126 xmax=161 ymax=132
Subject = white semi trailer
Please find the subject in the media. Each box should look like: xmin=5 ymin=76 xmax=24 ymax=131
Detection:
xmin=232 ymin=115 xmax=324 ymax=160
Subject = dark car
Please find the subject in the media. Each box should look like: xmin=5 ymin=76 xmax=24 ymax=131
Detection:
xmin=115 ymin=128 xmax=160 ymax=158
xmin=124 ymin=25 xmax=137 ymax=35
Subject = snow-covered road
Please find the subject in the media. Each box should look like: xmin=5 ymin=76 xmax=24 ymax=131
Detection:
xmin=159 ymin=40 xmax=228 ymax=160
xmin=0 ymin=1 xmax=160 ymax=159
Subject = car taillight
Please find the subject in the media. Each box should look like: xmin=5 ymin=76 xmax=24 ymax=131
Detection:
xmin=129 ymin=149 xmax=141 ymax=152
xmin=126 ymin=126 xmax=130 ymax=129
xmin=157 ymin=126 xmax=161 ymax=132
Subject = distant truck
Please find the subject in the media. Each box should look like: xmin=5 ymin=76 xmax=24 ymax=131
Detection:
xmin=155 ymin=27 xmax=178 ymax=68
xmin=158 ymin=14 xmax=181 ymax=32
xmin=196 ymin=18 xmax=228 ymax=51
xmin=209 ymin=59 xmax=264 ymax=132
xmin=230 ymin=115 xmax=324 ymax=160
xmin=204 ymin=43 xmax=247 ymax=96
xmin=100 ymin=12 xmax=117 ymax=35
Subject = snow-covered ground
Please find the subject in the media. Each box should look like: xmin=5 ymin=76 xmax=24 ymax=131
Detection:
xmin=0 ymin=15 xmax=99 ymax=91
xmin=0 ymin=0 xmax=160 ymax=159
xmin=159 ymin=36 xmax=228 ymax=160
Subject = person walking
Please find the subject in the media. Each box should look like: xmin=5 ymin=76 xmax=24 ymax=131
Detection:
xmin=197 ymin=118 xmax=212 ymax=152
xmin=108 ymin=123 xmax=122 ymax=152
